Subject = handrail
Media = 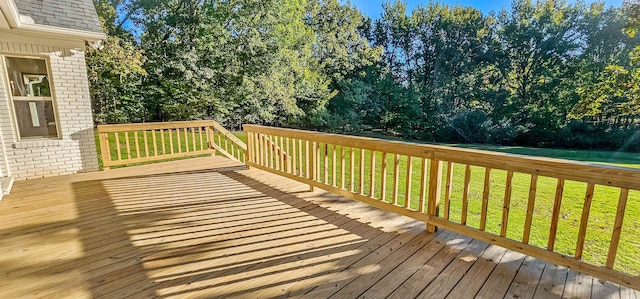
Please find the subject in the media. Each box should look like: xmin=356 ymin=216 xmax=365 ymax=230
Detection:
xmin=243 ymin=124 xmax=640 ymax=290
xmin=97 ymin=120 xmax=246 ymax=169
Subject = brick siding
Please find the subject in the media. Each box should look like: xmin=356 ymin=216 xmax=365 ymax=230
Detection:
xmin=0 ymin=42 xmax=99 ymax=180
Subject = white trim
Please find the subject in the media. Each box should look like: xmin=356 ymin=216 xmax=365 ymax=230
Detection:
xmin=0 ymin=0 xmax=20 ymax=28
xmin=2 ymin=54 xmax=61 ymax=141
xmin=18 ymin=24 xmax=105 ymax=41
xmin=0 ymin=30 xmax=86 ymax=49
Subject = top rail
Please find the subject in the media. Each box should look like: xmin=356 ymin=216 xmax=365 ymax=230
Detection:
xmin=243 ymin=125 xmax=640 ymax=189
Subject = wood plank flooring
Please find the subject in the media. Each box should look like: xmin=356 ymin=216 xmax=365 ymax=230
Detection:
xmin=0 ymin=157 xmax=638 ymax=298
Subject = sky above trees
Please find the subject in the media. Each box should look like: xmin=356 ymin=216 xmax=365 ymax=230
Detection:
xmin=349 ymin=0 xmax=624 ymax=18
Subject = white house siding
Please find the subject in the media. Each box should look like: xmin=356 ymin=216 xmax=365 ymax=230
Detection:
xmin=0 ymin=40 xmax=99 ymax=180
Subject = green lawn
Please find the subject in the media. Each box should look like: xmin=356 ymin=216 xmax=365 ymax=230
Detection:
xmin=96 ymin=130 xmax=640 ymax=275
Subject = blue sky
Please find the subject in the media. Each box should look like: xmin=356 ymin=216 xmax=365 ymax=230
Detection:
xmin=349 ymin=0 xmax=624 ymax=19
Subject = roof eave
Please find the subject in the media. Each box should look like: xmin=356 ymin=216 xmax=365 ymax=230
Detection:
xmin=18 ymin=23 xmax=106 ymax=41
xmin=0 ymin=0 xmax=105 ymax=41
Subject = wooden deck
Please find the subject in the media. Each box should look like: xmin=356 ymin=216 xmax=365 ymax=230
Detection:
xmin=1 ymin=157 xmax=638 ymax=298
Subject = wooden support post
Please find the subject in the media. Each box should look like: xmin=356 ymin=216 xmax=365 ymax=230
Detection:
xmin=427 ymin=159 xmax=443 ymax=233
xmin=246 ymin=132 xmax=254 ymax=168
xmin=99 ymin=132 xmax=111 ymax=170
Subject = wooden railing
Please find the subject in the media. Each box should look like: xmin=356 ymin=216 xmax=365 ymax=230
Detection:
xmin=97 ymin=120 xmax=246 ymax=169
xmin=243 ymin=124 xmax=640 ymax=290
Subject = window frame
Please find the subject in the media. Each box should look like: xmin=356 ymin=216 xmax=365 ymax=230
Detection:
xmin=2 ymin=54 xmax=61 ymax=141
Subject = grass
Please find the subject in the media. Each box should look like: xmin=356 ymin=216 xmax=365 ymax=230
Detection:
xmin=96 ymin=130 xmax=640 ymax=275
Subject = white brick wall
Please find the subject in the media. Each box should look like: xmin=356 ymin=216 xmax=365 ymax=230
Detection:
xmin=0 ymin=41 xmax=99 ymax=180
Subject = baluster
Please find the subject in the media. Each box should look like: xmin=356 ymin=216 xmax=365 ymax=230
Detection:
xmin=548 ymin=179 xmax=565 ymax=251
xmin=306 ymin=140 xmax=311 ymax=179
xmin=381 ymin=152 xmax=389 ymax=201
xmin=134 ymin=131 xmax=141 ymax=158
xmin=523 ymin=174 xmax=538 ymax=244
xmin=359 ymin=149 xmax=365 ymax=194
xmin=124 ymin=132 xmax=131 ymax=159
xmin=480 ymin=168 xmax=492 ymax=231
xmin=350 ymin=148 xmax=355 ymax=192
xmin=115 ymin=132 xmax=122 ymax=161
xmin=298 ymin=140 xmax=303 ymax=176
xmin=340 ymin=146 xmax=346 ymax=189
xmin=286 ymin=137 xmax=292 ymax=173
xmin=391 ymin=154 xmax=399 ymax=204
xmin=324 ymin=144 xmax=329 ymax=184
xmin=575 ymin=183 xmax=594 ymax=259
xmin=176 ymin=128 xmax=182 ymax=153
xmin=369 ymin=151 xmax=376 ymax=198
xmin=280 ymin=136 xmax=286 ymax=172
xmin=444 ymin=162 xmax=454 ymax=219
xmin=184 ymin=128 xmax=190 ymax=152
xmin=332 ymin=144 xmax=337 ymax=186
xmin=405 ymin=156 xmax=413 ymax=208
xmin=143 ymin=131 xmax=150 ymax=158
xmin=291 ymin=138 xmax=296 ymax=174
xmin=198 ymin=127 xmax=204 ymax=151
xmin=461 ymin=164 xmax=472 ymax=225
xmin=419 ymin=158 xmax=428 ymax=213
xmin=152 ymin=129 xmax=158 ymax=156
xmin=606 ymin=188 xmax=629 ymax=269
xmin=501 ymin=171 xmax=514 ymax=237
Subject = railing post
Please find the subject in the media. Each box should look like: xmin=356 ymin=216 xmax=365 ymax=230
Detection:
xmin=246 ymin=131 xmax=253 ymax=168
xmin=426 ymin=159 xmax=443 ymax=233
xmin=206 ymin=126 xmax=216 ymax=157
xmin=98 ymin=131 xmax=111 ymax=170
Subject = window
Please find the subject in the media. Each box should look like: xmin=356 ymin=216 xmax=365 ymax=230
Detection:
xmin=4 ymin=56 xmax=58 ymax=139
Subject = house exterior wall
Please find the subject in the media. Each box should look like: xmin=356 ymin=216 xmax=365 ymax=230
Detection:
xmin=0 ymin=38 xmax=99 ymax=180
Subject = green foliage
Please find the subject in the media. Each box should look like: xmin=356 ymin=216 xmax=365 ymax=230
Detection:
xmin=87 ymin=0 xmax=147 ymax=124
xmin=85 ymin=0 xmax=640 ymax=152
xmin=571 ymin=0 xmax=640 ymax=127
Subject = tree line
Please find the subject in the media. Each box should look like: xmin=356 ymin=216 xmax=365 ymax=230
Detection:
xmin=87 ymin=0 xmax=640 ymax=151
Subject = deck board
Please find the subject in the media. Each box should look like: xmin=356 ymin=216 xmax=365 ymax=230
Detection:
xmin=0 ymin=156 xmax=638 ymax=298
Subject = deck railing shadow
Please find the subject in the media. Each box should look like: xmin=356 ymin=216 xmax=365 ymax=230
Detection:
xmin=62 ymin=166 xmax=410 ymax=297
xmin=0 ymin=158 xmax=624 ymax=298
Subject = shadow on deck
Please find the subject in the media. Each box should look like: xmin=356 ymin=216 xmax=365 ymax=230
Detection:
xmin=0 ymin=157 xmax=636 ymax=298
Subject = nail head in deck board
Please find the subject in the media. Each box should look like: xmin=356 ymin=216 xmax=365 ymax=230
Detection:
xmin=563 ymin=270 xmax=593 ymax=299
xmin=303 ymin=222 xmax=427 ymax=298
xmin=389 ymin=235 xmax=474 ymax=299
xmin=591 ymin=278 xmax=621 ymax=299
xmin=532 ymin=263 xmax=568 ymax=299
xmin=353 ymin=230 xmax=459 ymax=299
xmin=418 ymin=239 xmax=491 ymax=298
xmin=446 ymin=244 xmax=510 ymax=298
xmin=504 ymin=256 xmax=546 ymax=299
xmin=475 ymin=250 xmax=527 ymax=299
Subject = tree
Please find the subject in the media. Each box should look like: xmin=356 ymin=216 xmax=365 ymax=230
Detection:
xmin=571 ymin=0 xmax=640 ymax=123
xmin=87 ymin=0 xmax=147 ymax=124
